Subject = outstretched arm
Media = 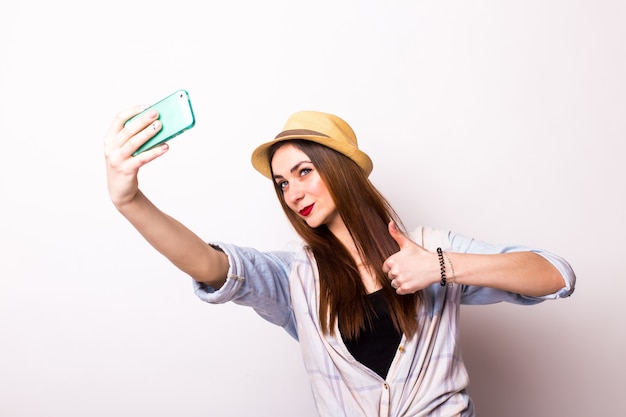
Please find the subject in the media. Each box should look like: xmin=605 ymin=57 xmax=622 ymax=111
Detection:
xmin=440 ymin=250 xmax=565 ymax=297
xmin=103 ymin=106 xmax=228 ymax=287
xmin=383 ymin=221 xmax=569 ymax=297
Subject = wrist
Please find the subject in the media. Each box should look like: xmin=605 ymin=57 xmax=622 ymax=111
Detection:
xmin=112 ymin=190 xmax=145 ymax=215
xmin=443 ymin=251 xmax=456 ymax=286
xmin=436 ymin=248 xmax=457 ymax=287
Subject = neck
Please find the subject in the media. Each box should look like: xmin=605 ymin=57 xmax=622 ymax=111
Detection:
xmin=328 ymin=220 xmax=380 ymax=292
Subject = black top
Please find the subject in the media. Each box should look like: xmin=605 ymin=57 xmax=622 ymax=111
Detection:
xmin=341 ymin=290 xmax=402 ymax=379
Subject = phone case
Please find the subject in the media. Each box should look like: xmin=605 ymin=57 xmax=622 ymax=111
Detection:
xmin=127 ymin=89 xmax=196 ymax=156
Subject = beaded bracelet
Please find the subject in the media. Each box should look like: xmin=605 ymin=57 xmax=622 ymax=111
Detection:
xmin=436 ymin=247 xmax=447 ymax=286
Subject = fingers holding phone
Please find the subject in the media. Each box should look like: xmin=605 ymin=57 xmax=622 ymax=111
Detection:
xmin=103 ymin=90 xmax=195 ymax=207
xmin=126 ymin=90 xmax=195 ymax=156
xmin=106 ymin=88 xmax=195 ymax=160
xmin=120 ymin=110 xmax=169 ymax=163
xmin=106 ymin=105 xmax=159 ymax=154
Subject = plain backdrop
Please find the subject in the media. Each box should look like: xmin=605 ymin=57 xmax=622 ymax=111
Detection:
xmin=1 ymin=1 xmax=624 ymax=416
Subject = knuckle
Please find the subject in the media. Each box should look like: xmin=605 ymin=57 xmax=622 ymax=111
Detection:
xmin=107 ymin=151 xmax=126 ymax=169
xmin=114 ymin=109 xmax=130 ymax=125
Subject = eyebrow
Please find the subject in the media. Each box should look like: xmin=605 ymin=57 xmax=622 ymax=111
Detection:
xmin=272 ymin=160 xmax=312 ymax=180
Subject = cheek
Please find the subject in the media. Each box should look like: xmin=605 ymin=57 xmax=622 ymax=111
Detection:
xmin=309 ymin=176 xmax=327 ymax=196
xmin=280 ymin=191 xmax=299 ymax=212
xmin=285 ymin=199 xmax=298 ymax=212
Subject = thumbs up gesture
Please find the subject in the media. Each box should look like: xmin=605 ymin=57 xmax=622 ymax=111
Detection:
xmin=382 ymin=221 xmax=439 ymax=294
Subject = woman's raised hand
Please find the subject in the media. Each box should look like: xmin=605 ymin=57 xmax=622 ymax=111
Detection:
xmin=382 ymin=221 xmax=439 ymax=294
xmin=103 ymin=105 xmax=169 ymax=208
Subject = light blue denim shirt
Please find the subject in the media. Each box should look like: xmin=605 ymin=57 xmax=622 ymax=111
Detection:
xmin=193 ymin=227 xmax=575 ymax=417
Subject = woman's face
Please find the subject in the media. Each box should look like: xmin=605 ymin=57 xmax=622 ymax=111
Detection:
xmin=271 ymin=143 xmax=341 ymax=230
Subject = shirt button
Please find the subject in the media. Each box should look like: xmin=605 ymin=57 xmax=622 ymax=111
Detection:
xmin=383 ymin=383 xmax=389 ymax=390
xmin=398 ymin=345 xmax=405 ymax=353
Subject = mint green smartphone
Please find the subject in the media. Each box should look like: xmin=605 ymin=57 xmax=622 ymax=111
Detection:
xmin=126 ymin=89 xmax=196 ymax=156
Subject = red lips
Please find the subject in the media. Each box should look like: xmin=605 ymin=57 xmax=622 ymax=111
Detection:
xmin=299 ymin=204 xmax=314 ymax=216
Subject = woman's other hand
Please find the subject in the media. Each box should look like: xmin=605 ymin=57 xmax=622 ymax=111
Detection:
xmin=103 ymin=105 xmax=169 ymax=209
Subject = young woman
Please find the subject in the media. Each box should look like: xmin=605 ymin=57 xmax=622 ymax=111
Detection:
xmin=104 ymin=108 xmax=575 ymax=416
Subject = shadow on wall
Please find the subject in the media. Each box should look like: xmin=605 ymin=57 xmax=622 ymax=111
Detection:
xmin=460 ymin=303 xmax=584 ymax=417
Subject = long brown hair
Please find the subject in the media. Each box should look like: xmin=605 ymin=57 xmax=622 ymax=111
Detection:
xmin=268 ymin=140 xmax=421 ymax=340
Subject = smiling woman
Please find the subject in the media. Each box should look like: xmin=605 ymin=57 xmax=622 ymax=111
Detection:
xmin=103 ymin=108 xmax=576 ymax=416
xmin=0 ymin=0 xmax=622 ymax=415
xmin=271 ymin=145 xmax=335 ymax=228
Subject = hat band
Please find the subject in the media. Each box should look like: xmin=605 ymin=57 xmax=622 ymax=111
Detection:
xmin=274 ymin=129 xmax=330 ymax=139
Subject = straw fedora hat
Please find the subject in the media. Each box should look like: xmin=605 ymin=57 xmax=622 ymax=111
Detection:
xmin=251 ymin=110 xmax=373 ymax=179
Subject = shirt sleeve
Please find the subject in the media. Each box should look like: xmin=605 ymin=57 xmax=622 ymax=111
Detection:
xmin=444 ymin=229 xmax=576 ymax=305
xmin=192 ymin=242 xmax=299 ymax=339
xmin=408 ymin=225 xmax=575 ymax=305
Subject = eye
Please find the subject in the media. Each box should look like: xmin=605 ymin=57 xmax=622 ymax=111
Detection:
xmin=299 ymin=167 xmax=312 ymax=177
xmin=276 ymin=180 xmax=288 ymax=190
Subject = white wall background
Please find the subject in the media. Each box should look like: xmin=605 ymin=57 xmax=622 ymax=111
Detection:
xmin=1 ymin=1 xmax=623 ymax=416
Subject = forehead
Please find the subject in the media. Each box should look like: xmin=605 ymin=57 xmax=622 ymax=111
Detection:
xmin=270 ymin=143 xmax=310 ymax=174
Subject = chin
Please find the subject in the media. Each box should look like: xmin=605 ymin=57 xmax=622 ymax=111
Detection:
xmin=305 ymin=221 xmax=322 ymax=229
xmin=304 ymin=218 xmax=324 ymax=229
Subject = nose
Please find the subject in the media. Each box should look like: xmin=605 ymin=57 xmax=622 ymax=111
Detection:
xmin=285 ymin=181 xmax=305 ymax=205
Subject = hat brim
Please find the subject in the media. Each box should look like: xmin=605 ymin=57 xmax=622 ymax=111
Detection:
xmin=251 ymin=134 xmax=373 ymax=179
